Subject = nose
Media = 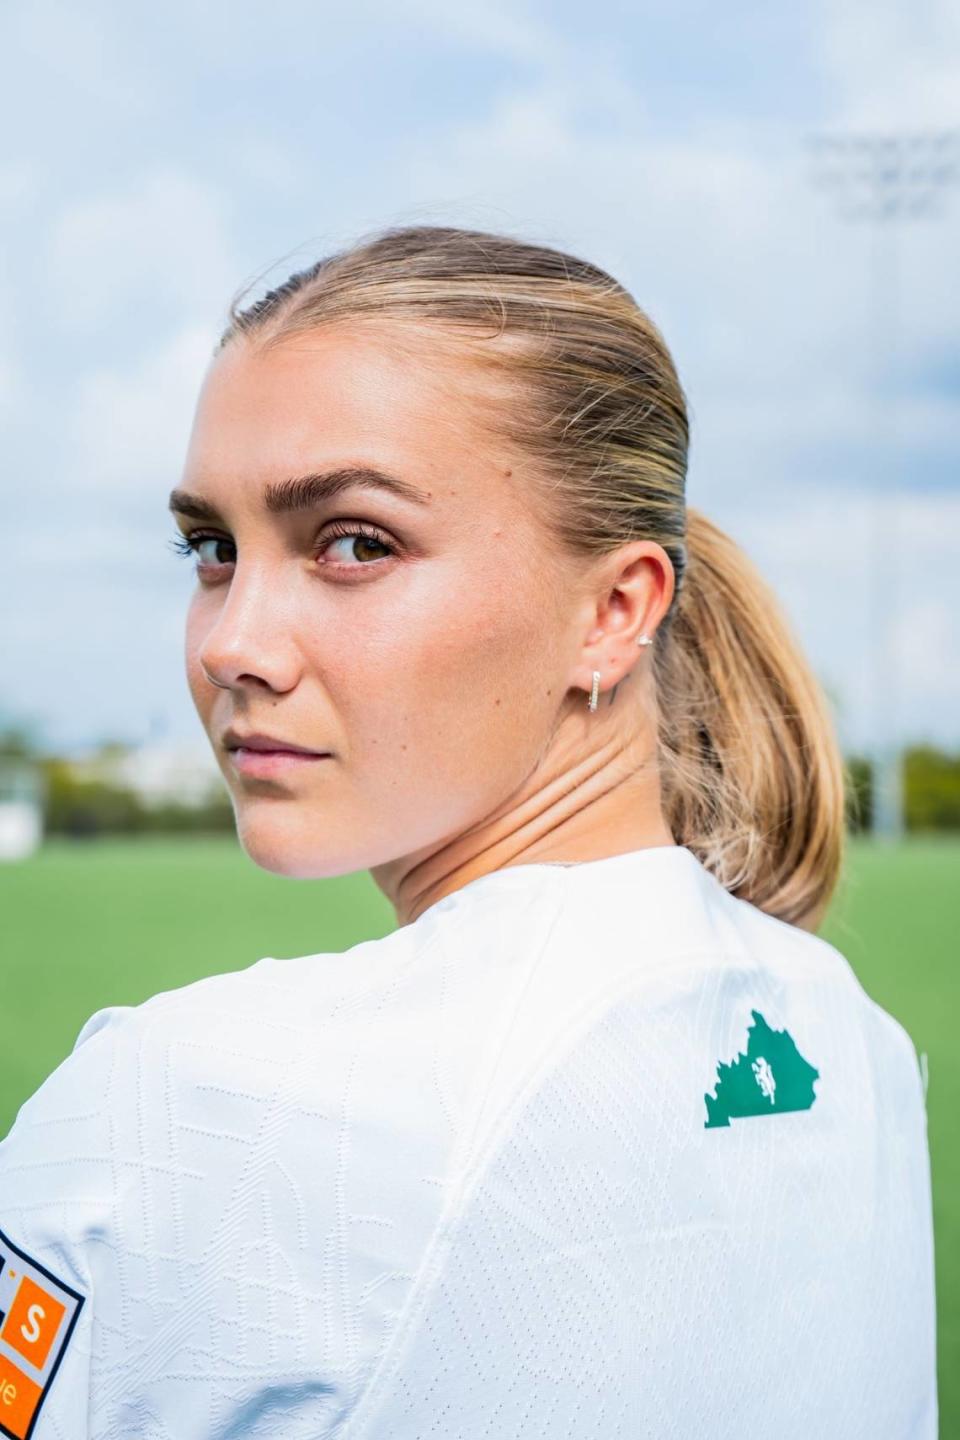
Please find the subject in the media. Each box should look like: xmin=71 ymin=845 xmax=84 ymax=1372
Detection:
xmin=197 ymin=568 xmax=303 ymax=694
xmin=201 ymin=663 xmax=231 ymax=690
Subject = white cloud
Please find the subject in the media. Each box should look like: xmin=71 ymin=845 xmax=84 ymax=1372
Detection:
xmin=821 ymin=0 xmax=960 ymax=129
xmin=0 ymin=158 xmax=39 ymax=211
xmin=0 ymin=279 xmax=25 ymax=417
xmin=68 ymin=322 xmax=216 ymax=495
xmin=0 ymin=354 xmax=23 ymax=416
xmin=5 ymin=0 xmax=144 ymax=110
xmin=724 ymin=488 xmax=960 ymax=748
xmin=893 ymin=593 xmax=957 ymax=697
xmin=234 ymin=137 xmax=303 ymax=194
xmin=47 ymin=169 xmax=238 ymax=332
xmin=380 ymin=65 xmax=958 ymax=521
xmin=378 ymin=0 xmax=567 ymax=69
xmin=2 ymin=570 xmax=197 ymax=751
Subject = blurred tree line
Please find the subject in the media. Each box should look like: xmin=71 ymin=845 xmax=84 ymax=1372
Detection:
xmin=844 ymin=746 xmax=960 ymax=833
xmin=39 ymin=755 xmax=236 ymax=836
xmin=1 ymin=722 xmax=959 ymax=837
xmin=0 ymin=723 xmax=235 ymax=837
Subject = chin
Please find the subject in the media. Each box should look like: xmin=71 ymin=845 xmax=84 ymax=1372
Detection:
xmin=233 ymin=804 xmax=356 ymax=881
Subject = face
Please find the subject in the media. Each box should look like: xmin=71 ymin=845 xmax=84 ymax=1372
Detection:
xmin=173 ymin=324 xmax=592 ymax=886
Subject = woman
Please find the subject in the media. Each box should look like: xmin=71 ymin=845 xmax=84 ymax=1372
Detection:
xmin=0 ymin=225 xmax=936 ymax=1437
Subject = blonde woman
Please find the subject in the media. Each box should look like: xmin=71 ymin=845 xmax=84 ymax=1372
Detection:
xmin=0 ymin=226 xmax=936 ymax=1438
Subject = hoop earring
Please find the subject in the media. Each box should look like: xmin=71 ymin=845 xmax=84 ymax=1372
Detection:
xmin=586 ymin=633 xmax=654 ymax=712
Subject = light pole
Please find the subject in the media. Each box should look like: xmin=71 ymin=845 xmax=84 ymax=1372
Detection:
xmin=806 ymin=129 xmax=960 ymax=841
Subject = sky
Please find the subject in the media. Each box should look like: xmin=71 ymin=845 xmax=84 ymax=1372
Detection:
xmin=1 ymin=0 xmax=958 ymax=765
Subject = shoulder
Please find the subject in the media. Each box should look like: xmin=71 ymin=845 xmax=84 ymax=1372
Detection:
xmin=2 ymin=875 xmax=554 ymax=1204
xmin=472 ymin=870 xmax=926 ymax=1161
xmin=0 ymin=921 xmax=443 ymax=1428
xmin=3 ymin=912 xmax=439 ymax=1196
xmin=713 ymin=886 xmax=925 ymax=1079
xmin=0 ymin=903 xmax=558 ymax=1432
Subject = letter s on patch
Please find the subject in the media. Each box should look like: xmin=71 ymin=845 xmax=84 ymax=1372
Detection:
xmin=0 ymin=1226 xmax=85 ymax=1440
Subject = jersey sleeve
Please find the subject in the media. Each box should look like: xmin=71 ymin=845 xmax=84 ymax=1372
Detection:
xmin=1 ymin=963 xmax=371 ymax=1440
xmin=0 ymin=1004 xmax=134 ymax=1440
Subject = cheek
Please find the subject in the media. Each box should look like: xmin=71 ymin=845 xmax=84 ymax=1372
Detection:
xmin=349 ymin=563 xmax=551 ymax=765
xmin=420 ymin=563 xmax=549 ymax=696
xmin=183 ymin=603 xmax=212 ymax=711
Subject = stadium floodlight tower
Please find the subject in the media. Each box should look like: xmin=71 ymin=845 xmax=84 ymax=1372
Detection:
xmin=805 ymin=128 xmax=960 ymax=841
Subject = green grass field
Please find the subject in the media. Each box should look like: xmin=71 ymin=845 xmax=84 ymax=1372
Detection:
xmin=1 ymin=833 xmax=956 ymax=1431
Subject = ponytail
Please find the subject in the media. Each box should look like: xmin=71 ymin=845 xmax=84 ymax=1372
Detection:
xmin=656 ymin=506 xmax=847 ymax=931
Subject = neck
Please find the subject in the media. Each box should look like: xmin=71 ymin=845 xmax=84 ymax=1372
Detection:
xmin=375 ymin=720 xmax=675 ymax=927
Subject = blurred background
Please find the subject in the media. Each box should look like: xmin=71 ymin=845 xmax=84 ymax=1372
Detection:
xmin=0 ymin=0 xmax=957 ymax=1427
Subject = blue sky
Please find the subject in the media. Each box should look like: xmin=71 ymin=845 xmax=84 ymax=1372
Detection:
xmin=1 ymin=0 xmax=957 ymax=760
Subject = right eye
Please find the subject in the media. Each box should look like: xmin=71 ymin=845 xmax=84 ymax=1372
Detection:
xmin=169 ymin=532 xmax=236 ymax=572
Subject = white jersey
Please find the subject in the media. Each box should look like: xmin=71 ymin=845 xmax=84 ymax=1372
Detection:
xmin=0 ymin=844 xmax=937 ymax=1438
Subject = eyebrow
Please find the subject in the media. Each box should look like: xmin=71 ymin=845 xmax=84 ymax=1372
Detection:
xmin=167 ymin=466 xmax=432 ymax=521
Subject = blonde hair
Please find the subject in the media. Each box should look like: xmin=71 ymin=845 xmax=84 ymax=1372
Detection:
xmin=218 ymin=224 xmax=848 ymax=932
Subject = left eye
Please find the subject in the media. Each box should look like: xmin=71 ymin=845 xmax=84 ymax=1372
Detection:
xmin=317 ymin=521 xmax=397 ymax=566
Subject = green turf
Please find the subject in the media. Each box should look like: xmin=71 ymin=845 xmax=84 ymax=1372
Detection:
xmin=1 ymin=833 xmax=956 ymax=1430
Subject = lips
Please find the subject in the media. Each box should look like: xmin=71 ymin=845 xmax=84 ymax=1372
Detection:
xmin=222 ymin=728 xmax=329 ymax=756
xmin=227 ymin=746 xmax=332 ymax=779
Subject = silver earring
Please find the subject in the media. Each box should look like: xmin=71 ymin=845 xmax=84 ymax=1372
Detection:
xmin=587 ymin=635 xmax=654 ymax=711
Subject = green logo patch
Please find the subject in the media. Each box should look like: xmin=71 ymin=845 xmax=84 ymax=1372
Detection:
xmin=704 ymin=1009 xmax=819 ymax=1129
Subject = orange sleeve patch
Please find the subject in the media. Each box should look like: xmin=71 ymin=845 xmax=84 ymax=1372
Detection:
xmin=0 ymin=1355 xmax=42 ymax=1440
xmin=0 ymin=1226 xmax=85 ymax=1440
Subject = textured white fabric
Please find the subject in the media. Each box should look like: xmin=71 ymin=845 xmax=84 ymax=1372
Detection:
xmin=0 ymin=844 xmax=937 ymax=1438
